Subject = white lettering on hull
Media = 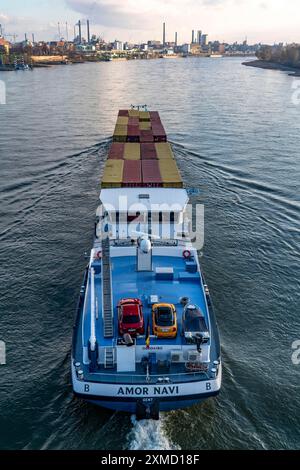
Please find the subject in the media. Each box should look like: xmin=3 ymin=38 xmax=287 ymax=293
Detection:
xmin=117 ymin=386 xmax=180 ymax=396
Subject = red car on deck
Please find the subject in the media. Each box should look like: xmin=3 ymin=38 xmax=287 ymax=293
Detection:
xmin=118 ymin=298 xmax=144 ymax=336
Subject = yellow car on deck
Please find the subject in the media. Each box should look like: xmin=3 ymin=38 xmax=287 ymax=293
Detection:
xmin=152 ymin=303 xmax=177 ymax=339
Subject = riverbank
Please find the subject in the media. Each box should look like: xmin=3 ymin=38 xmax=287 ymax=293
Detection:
xmin=243 ymin=59 xmax=300 ymax=76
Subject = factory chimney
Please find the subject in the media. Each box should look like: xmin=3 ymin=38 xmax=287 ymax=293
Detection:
xmin=87 ymin=19 xmax=90 ymax=44
xmin=163 ymin=22 xmax=166 ymax=46
xmin=192 ymin=30 xmax=195 ymax=44
xmin=197 ymin=30 xmax=202 ymax=45
xmin=78 ymin=20 xmax=82 ymax=44
xmin=175 ymin=32 xmax=178 ymax=47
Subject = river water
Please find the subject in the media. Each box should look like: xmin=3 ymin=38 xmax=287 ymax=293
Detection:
xmin=0 ymin=57 xmax=299 ymax=450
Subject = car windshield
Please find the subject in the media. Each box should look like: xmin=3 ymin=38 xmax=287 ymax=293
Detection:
xmin=156 ymin=307 xmax=173 ymax=326
xmin=123 ymin=315 xmax=140 ymax=324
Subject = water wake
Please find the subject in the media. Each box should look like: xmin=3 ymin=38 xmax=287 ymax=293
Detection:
xmin=128 ymin=415 xmax=179 ymax=451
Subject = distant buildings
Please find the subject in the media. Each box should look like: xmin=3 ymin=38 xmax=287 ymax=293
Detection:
xmin=113 ymin=40 xmax=124 ymax=51
xmin=0 ymin=18 xmax=263 ymax=64
xmin=0 ymin=37 xmax=11 ymax=54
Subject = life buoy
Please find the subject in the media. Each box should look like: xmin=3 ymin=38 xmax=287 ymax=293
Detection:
xmin=183 ymin=250 xmax=191 ymax=259
xmin=95 ymin=251 xmax=102 ymax=260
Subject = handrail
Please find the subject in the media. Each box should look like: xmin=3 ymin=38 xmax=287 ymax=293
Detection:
xmin=89 ymin=267 xmax=97 ymax=352
xmin=86 ymin=369 xmax=212 ymax=383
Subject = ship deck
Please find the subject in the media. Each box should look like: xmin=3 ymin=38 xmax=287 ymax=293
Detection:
xmin=83 ymin=254 xmax=209 ymax=348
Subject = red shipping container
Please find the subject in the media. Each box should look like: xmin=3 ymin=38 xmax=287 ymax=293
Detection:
xmin=141 ymin=143 xmax=157 ymax=159
xmin=108 ymin=143 xmax=125 ymax=159
xmin=152 ymin=124 xmax=166 ymax=133
xmin=142 ymin=160 xmax=162 ymax=186
xmin=152 ymin=124 xmax=167 ymax=142
xmin=150 ymin=111 xmax=161 ymax=121
xmin=119 ymin=110 xmax=129 ymax=117
xmin=122 ymin=160 xmax=142 ymax=186
xmin=128 ymin=117 xmax=139 ymax=126
xmin=140 ymin=130 xmax=154 ymax=143
xmin=127 ymin=125 xmax=140 ymax=143
xmin=127 ymin=125 xmax=140 ymax=135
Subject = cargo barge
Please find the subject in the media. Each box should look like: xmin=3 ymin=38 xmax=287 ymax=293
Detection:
xmin=71 ymin=107 xmax=221 ymax=419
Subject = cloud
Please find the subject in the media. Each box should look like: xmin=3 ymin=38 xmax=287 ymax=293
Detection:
xmin=0 ymin=12 xmax=62 ymax=40
xmin=64 ymin=0 xmax=229 ymax=30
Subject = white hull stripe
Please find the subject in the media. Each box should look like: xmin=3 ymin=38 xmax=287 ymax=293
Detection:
xmin=72 ymin=365 xmax=222 ymax=399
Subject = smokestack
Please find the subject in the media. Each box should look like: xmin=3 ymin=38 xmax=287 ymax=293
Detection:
xmin=163 ymin=22 xmax=166 ymax=46
xmin=87 ymin=19 xmax=90 ymax=43
xmin=32 ymin=33 xmax=35 ymax=44
xmin=192 ymin=30 xmax=195 ymax=44
xmin=78 ymin=20 xmax=82 ymax=44
xmin=197 ymin=30 xmax=202 ymax=45
xmin=175 ymin=32 xmax=178 ymax=47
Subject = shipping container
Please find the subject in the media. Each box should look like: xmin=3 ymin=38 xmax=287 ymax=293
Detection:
xmin=128 ymin=109 xmax=140 ymax=118
xmin=109 ymin=143 xmax=125 ymax=159
xmin=139 ymin=111 xmax=150 ymax=122
xmin=124 ymin=143 xmax=141 ymax=160
xmin=122 ymin=160 xmax=142 ymax=187
xmin=113 ymin=124 xmax=128 ymax=142
xmin=127 ymin=125 xmax=140 ymax=143
xmin=152 ymin=124 xmax=167 ymax=142
xmin=102 ymin=159 xmax=124 ymax=188
xmin=142 ymin=160 xmax=162 ymax=186
xmin=152 ymin=123 xmax=166 ymax=133
xmin=118 ymin=110 xmax=129 ymax=117
xmin=158 ymin=160 xmax=183 ymax=188
xmin=141 ymin=143 xmax=157 ymax=159
xmin=128 ymin=117 xmax=139 ymax=126
xmin=149 ymin=111 xmax=161 ymax=121
xmin=117 ymin=116 xmax=129 ymax=126
xmin=139 ymin=121 xmax=152 ymax=131
xmin=155 ymin=142 xmax=174 ymax=159
xmin=140 ymin=130 xmax=154 ymax=143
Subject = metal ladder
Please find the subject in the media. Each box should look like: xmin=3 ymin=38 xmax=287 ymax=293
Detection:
xmin=104 ymin=347 xmax=115 ymax=369
xmin=102 ymin=236 xmax=114 ymax=338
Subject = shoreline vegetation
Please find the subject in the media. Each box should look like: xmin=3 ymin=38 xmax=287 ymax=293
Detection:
xmin=243 ymin=44 xmax=300 ymax=76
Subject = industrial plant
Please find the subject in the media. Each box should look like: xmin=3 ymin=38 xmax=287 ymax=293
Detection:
xmin=0 ymin=20 xmax=259 ymax=70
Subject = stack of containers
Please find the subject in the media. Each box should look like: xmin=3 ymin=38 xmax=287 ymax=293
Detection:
xmin=102 ymin=110 xmax=183 ymax=188
xmin=150 ymin=112 xmax=167 ymax=142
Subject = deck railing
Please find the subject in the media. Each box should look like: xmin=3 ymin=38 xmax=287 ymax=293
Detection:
xmin=86 ymin=369 xmax=213 ymax=384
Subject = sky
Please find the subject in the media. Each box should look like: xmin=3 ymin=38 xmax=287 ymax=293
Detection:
xmin=0 ymin=0 xmax=299 ymax=44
